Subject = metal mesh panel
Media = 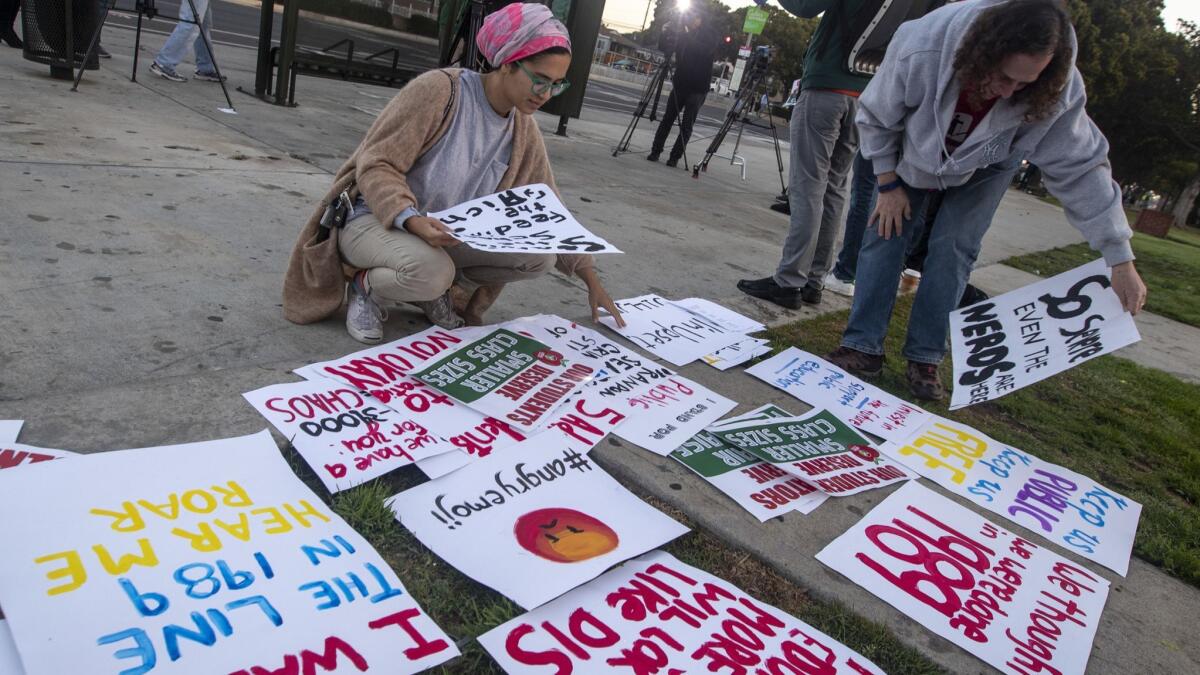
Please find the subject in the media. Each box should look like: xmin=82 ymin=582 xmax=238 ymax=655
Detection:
xmin=21 ymin=0 xmax=100 ymax=68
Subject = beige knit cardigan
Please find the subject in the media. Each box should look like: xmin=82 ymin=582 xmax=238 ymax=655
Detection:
xmin=282 ymin=68 xmax=593 ymax=325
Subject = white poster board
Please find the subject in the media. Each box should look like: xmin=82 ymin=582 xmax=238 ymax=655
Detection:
xmin=817 ymin=482 xmax=1110 ymax=675
xmin=671 ymin=405 xmax=827 ymax=520
xmin=747 ymin=347 xmax=931 ymax=443
xmin=949 ymin=259 xmax=1140 ymax=409
xmin=599 ymin=294 xmax=746 ymax=366
xmin=881 ymin=416 xmax=1141 ymax=575
xmin=479 ymin=550 xmax=885 ymax=674
xmin=243 ymin=380 xmax=456 ymax=493
xmin=671 ymin=297 xmax=765 ymax=334
xmin=0 ymin=420 xmax=23 ymax=443
xmin=0 ymin=443 xmax=76 ymax=471
xmin=710 ymin=409 xmax=910 ymax=496
xmin=428 ymin=184 xmax=621 ymax=254
xmin=701 ymin=337 xmax=772 ymax=370
xmin=0 ymin=431 xmax=457 ymax=674
xmin=387 ymin=433 xmax=688 ymax=610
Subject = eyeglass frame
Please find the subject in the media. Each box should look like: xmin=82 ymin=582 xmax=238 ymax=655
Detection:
xmin=516 ymin=61 xmax=571 ymax=97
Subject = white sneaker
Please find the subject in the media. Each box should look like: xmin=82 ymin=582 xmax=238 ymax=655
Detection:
xmin=345 ymin=277 xmax=386 ymax=344
xmin=823 ymin=273 xmax=856 ymax=297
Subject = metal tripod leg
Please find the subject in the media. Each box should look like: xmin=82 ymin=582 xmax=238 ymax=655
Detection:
xmin=184 ymin=0 xmax=236 ymax=112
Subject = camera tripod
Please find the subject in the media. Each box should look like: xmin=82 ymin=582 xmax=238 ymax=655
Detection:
xmin=691 ymin=56 xmax=784 ymax=192
xmin=610 ymin=55 xmax=690 ymax=168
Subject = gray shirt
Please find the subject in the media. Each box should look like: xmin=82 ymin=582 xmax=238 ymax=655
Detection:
xmin=351 ymin=70 xmax=515 ymax=226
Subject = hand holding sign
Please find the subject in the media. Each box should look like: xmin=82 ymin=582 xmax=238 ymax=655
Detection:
xmin=404 ymin=214 xmax=459 ymax=248
xmin=1110 ymin=260 xmax=1147 ymax=315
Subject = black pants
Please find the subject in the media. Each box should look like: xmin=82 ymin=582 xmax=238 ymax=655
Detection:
xmin=1 ymin=0 xmax=20 ymax=35
xmin=651 ymin=88 xmax=706 ymax=161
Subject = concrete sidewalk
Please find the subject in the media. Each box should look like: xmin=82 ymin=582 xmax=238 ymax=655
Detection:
xmin=2 ymin=24 xmax=1199 ymax=674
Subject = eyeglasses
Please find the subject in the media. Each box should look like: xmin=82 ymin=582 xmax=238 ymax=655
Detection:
xmin=517 ymin=61 xmax=571 ymax=97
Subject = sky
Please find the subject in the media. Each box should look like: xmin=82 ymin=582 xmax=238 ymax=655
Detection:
xmin=601 ymin=0 xmax=1200 ymax=34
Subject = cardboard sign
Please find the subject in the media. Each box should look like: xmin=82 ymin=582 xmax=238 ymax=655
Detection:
xmin=411 ymin=328 xmax=595 ymax=430
xmin=881 ymin=416 xmax=1141 ymax=575
xmin=0 ymin=443 xmax=76 ymax=471
xmin=950 ymin=259 xmax=1140 ymax=409
xmin=599 ymin=294 xmax=746 ymax=367
xmin=304 ymin=328 xmax=529 ymax=467
xmin=0 ymin=420 xmax=23 ymax=443
xmin=428 ymin=184 xmax=621 ymax=254
xmin=710 ymin=409 xmax=910 ymax=496
xmin=0 ymin=431 xmax=457 ymax=674
xmin=671 ymin=405 xmax=827 ymax=520
xmin=0 ymin=620 xmax=24 ymax=675
xmin=747 ymin=347 xmax=931 ymax=443
xmin=478 ymin=550 xmax=884 ymax=674
xmin=243 ymin=380 xmax=456 ymax=493
xmin=817 ymin=482 xmax=1110 ymax=675
xmin=387 ymin=434 xmax=688 ymax=609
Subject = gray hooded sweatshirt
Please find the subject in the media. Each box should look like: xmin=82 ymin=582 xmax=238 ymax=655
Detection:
xmin=856 ymin=0 xmax=1134 ymax=266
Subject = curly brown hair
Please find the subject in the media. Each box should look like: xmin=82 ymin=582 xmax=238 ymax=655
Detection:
xmin=953 ymin=0 xmax=1074 ymax=121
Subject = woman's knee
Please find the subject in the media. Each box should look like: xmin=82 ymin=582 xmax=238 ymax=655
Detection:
xmin=375 ymin=248 xmax=454 ymax=302
xmin=516 ymin=254 xmax=555 ymax=277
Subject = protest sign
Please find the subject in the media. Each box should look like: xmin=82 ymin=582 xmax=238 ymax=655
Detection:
xmin=412 ymin=328 xmax=595 ymax=430
xmin=710 ymin=409 xmax=910 ymax=496
xmin=478 ymin=550 xmax=884 ymax=674
xmin=701 ymin=337 xmax=772 ymax=371
xmin=817 ymin=482 xmax=1110 ymax=675
xmin=949 ymin=259 xmax=1140 ymax=409
xmin=304 ymin=328 xmax=529 ymax=466
xmin=881 ymin=416 xmax=1141 ymax=575
xmin=428 ymin=184 xmax=621 ymax=255
xmin=0 ymin=620 xmax=23 ymax=675
xmin=0 ymin=443 xmax=76 ymax=471
xmin=387 ymin=433 xmax=688 ymax=609
xmin=671 ymin=297 xmax=766 ymax=334
xmin=599 ymin=294 xmax=746 ymax=366
xmin=0 ymin=420 xmax=23 ymax=443
xmin=243 ymin=380 xmax=456 ymax=493
xmin=746 ymin=347 xmax=931 ymax=443
xmin=0 ymin=431 xmax=457 ymax=675
xmin=671 ymin=405 xmax=828 ymax=520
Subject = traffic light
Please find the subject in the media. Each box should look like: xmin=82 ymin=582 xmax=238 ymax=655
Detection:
xmin=723 ymin=35 xmax=733 ymax=44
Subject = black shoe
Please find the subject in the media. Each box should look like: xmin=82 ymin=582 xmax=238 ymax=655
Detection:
xmin=1 ymin=28 xmax=21 ymax=49
xmin=97 ymin=45 xmax=111 ymax=58
xmin=647 ymin=152 xmax=660 ymax=162
xmin=769 ymin=201 xmax=790 ymax=215
xmin=801 ymin=286 xmax=822 ymax=305
xmin=737 ymin=276 xmax=801 ymax=309
xmin=666 ymin=157 xmax=680 ymax=168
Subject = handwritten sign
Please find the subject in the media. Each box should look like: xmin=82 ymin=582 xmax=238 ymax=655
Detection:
xmin=671 ymin=405 xmax=828 ymax=520
xmin=387 ymin=433 xmax=688 ymax=609
xmin=702 ymin=337 xmax=772 ymax=370
xmin=0 ymin=443 xmax=76 ymax=471
xmin=817 ymin=482 xmax=1110 ymax=675
xmin=746 ymin=347 xmax=931 ymax=443
xmin=671 ymin=297 xmax=766 ymax=334
xmin=428 ymin=184 xmax=621 ymax=254
xmin=710 ymin=409 xmax=910 ymax=496
xmin=0 ymin=431 xmax=457 ymax=674
xmin=243 ymin=380 xmax=456 ymax=493
xmin=412 ymin=328 xmax=595 ymax=430
xmin=881 ymin=416 xmax=1141 ymax=575
xmin=478 ymin=550 xmax=884 ymax=674
xmin=304 ymin=327 xmax=530 ymax=472
xmin=599 ymin=294 xmax=746 ymax=367
xmin=949 ymin=259 xmax=1140 ymax=409
xmin=0 ymin=420 xmax=23 ymax=443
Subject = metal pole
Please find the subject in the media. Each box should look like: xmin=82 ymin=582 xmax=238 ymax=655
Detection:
xmin=275 ymin=0 xmax=300 ymax=105
xmin=254 ymin=0 xmax=275 ymax=96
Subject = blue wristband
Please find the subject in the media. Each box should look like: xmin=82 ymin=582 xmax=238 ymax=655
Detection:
xmin=877 ymin=179 xmax=903 ymax=193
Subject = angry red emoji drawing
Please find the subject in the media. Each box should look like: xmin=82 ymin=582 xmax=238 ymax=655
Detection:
xmin=513 ymin=507 xmax=619 ymax=563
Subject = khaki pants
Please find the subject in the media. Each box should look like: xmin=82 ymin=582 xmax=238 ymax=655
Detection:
xmin=338 ymin=213 xmax=554 ymax=303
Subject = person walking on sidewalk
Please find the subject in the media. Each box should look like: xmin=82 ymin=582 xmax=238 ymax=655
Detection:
xmin=738 ymin=0 xmax=873 ymax=309
xmin=647 ymin=8 xmax=718 ymax=168
xmin=826 ymin=0 xmax=1147 ymax=401
xmin=282 ymin=3 xmax=624 ymax=344
xmin=149 ymin=0 xmax=223 ymax=82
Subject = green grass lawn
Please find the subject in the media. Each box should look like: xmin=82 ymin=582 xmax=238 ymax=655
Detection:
xmin=1004 ymin=226 xmax=1200 ymax=328
xmin=763 ymin=296 xmax=1200 ymax=588
xmin=282 ymin=450 xmax=945 ymax=674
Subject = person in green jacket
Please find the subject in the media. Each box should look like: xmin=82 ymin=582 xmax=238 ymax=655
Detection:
xmin=738 ymin=0 xmax=871 ymax=308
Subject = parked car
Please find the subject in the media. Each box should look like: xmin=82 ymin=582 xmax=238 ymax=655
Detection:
xmin=611 ymin=59 xmax=638 ymax=72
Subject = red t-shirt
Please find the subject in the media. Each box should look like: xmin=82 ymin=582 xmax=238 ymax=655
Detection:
xmin=945 ymin=86 xmax=998 ymax=156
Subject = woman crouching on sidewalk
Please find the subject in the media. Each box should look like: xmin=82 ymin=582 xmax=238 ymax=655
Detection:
xmin=283 ymin=2 xmax=624 ymax=343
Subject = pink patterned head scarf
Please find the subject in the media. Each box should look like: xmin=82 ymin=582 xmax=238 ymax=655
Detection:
xmin=476 ymin=3 xmax=572 ymax=68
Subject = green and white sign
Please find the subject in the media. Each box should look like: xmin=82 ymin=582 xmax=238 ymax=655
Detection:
xmin=743 ymin=7 xmax=768 ymax=35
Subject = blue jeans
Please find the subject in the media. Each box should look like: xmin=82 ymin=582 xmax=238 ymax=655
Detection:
xmin=154 ymin=0 xmax=214 ymax=73
xmin=841 ymin=158 xmax=1020 ymax=364
xmin=831 ymin=151 xmax=876 ymax=283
